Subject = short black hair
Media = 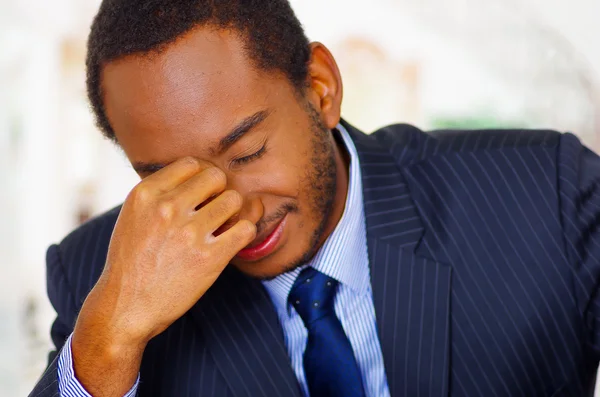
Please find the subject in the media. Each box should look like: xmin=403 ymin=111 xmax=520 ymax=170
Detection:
xmin=86 ymin=0 xmax=311 ymax=141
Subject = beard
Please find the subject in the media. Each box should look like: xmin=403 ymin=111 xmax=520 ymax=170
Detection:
xmin=256 ymin=103 xmax=339 ymax=280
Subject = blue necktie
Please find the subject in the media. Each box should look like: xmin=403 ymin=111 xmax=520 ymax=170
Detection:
xmin=289 ymin=267 xmax=366 ymax=397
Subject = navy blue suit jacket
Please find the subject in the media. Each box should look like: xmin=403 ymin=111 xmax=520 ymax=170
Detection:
xmin=30 ymin=122 xmax=600 ymax=396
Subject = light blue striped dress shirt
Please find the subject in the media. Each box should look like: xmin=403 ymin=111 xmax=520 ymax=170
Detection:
xmin=56 ymin=124 xmax=390 ymax=397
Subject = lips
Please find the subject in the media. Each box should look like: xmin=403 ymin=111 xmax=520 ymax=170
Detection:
xmin=236 ymin=215 xmax=287 ymax=262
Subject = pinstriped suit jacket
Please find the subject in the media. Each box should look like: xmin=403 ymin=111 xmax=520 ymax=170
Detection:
xmin=30 ymin=122 xmax=600 ymax=397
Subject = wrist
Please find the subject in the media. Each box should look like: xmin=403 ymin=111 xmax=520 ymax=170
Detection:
xmin=70 ymin=319 xmax=144 ymax=397
xmin=76 ymin=284 xmax=151 ymax=347
xmin=68 ymin=277 xmax=147 ymax=396
xmin=72 ymin=318 xmax=147 ymax=364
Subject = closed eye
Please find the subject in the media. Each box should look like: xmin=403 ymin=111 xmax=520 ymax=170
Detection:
xmin=232 ymin=144 xmax=267 ymax=166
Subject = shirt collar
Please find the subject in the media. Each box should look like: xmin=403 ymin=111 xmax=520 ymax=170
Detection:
xmin=262 ymin=123 xmax=370 ymax=316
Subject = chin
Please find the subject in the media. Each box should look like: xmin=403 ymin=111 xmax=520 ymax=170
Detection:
xmin=230 ymin=249 xmax=309 ymax=281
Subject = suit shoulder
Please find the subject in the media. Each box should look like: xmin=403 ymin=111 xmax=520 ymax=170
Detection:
xmin=47 ymin=205 xmax=122 ymax=306
xmin=371 ymin=124 xmax=561 ymax=162
xmin=57 ymin=205 xmax=121 ymax=267
xmin=427 ymin=127 xmax=561 ymax=152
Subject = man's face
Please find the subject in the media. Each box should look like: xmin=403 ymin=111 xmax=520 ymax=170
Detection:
xmin=101 ymin=27 xmax=347 ymax=279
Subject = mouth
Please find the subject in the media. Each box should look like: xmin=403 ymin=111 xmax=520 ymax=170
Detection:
xmin=236 ymin=214 xmax=288 ymax=262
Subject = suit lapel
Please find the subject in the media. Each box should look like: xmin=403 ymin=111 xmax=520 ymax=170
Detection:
xmin=367 ymin=238 xmax=452 ymax=397
xmin=189 ymin=267 xmax=302 ymax=397
xmin=346 ymin=121 xmax=452 ymax=397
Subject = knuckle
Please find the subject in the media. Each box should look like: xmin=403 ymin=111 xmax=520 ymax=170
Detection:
xmin=196 ymin=248 xmax=213 ymax=265
xmin=241 ymin=220 xmax=257 ymax=237
xmin=224 ymin=190 xmax=243 ymax=208
xmin=130 ymin=184 xmax=151 ymax=202
xmin=208 ymin=200 xmax=229 ymax=219
xmin=208 ymin=191 xmax=242 ymax=220
xmin=205 ymin=167 xmax=226 ymax=187
xmin=180 ymin=224 xmax=197 ymax=243
xmin=180 ymin=156 xmax=199 ymax=169
xmin=156 ymin=200 xmax=176 ymax=221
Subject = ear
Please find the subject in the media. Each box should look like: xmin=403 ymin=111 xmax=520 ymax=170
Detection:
xmin=305 ymin=42 xmax=344 ymax=130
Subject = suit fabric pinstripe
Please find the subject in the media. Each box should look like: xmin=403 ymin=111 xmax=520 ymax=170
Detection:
xmin=30 ymin=122 xmax=600 ymax=396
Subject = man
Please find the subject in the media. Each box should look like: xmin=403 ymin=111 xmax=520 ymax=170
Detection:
xmin=29 ymin=0 xmax=600 ymax=396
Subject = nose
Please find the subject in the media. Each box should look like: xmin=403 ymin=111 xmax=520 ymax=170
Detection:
xmin=226 ymin=174 xmax=264 ymax=226
xmin=238 ymin=193 xmax=264 ymax=226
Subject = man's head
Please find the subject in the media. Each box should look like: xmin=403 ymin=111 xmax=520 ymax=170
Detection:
xmin=87 ymin=0 xmax=347 ymax=279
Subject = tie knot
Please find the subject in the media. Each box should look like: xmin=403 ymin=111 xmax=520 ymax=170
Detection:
xmin=289 ymin=267 xmax=339 ymax=326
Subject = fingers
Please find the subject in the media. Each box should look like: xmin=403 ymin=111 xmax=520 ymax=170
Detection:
xmin=164 ymin=167 xmax=227 ymax=212
xmin=141 ymin=157 xmax=210 ymax=194
xmin=193 ymin=190 xmax=244 ymax=233
xmin=213 ymin=219 xmax=257 ymax=254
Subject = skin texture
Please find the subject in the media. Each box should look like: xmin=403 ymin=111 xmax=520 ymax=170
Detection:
xmin=71 ymin=26 xmax=348 ymax=396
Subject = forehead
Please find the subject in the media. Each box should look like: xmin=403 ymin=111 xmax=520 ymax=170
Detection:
xmin=101 ymin=26 xmax=286 ymax=157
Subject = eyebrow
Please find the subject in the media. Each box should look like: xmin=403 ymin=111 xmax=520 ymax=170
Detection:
xmin=132 ymin=109 xmax=270 ymax=174
xmin=213 ymin=109 xmax=270 ymax=156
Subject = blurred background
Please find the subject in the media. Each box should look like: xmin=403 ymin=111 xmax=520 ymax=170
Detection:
xmin=1 ymin=0 xmax=599 ymax=395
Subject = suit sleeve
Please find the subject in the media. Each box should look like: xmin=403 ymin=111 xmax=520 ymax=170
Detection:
xmin=558 ymin=133 xmax=600 ymax=359
xmin=29 ymin=244 xmax=77 ymax=396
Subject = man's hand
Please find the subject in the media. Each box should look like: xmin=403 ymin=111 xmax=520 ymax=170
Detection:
xmin=70 ymin=157 xmax=256 ymax=397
